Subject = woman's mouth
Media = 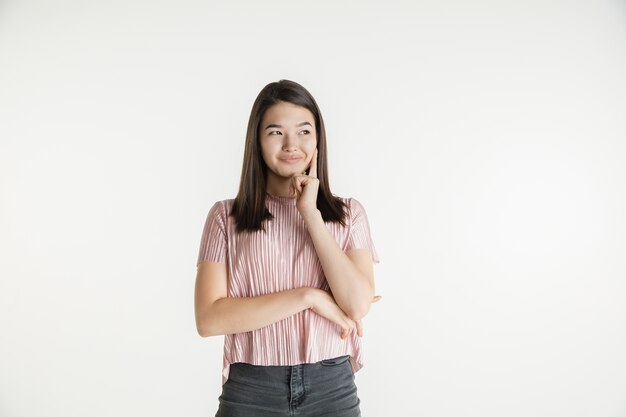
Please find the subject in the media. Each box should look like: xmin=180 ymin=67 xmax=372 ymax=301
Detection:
xmin=279 ymin=157 xmax=302 ymax=164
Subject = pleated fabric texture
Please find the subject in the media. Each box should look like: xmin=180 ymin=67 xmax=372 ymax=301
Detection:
xmin=197 ymin=191 xmax=380 ymax=385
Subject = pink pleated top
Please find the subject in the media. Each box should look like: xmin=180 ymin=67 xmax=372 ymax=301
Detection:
xmin=196 ymin=191 xmax=380 ymax=385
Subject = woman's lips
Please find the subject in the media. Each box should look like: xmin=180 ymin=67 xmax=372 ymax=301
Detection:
xmin=279 ymin=157 xmax=302 ymax=164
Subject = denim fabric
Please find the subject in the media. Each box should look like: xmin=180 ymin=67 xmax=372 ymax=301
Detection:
xmin=215 ymin=355 xmax=361 ymax=417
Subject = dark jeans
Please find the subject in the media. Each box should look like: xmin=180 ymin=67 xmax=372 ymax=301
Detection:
xmin=215 ymin=355 xmax=361 ymax=417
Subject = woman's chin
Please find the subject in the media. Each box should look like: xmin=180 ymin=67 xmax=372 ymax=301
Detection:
xmin=271 ymin=168 xmax=300 ymax=179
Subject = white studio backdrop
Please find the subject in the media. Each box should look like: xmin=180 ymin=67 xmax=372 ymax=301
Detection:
xmin=1 ymin=1 xmax=625 ymax=416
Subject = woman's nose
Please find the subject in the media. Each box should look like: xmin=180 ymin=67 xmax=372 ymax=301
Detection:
xmin=281 ymin=133 xmax=298 ymax=151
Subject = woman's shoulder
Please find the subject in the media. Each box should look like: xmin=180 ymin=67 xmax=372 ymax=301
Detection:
xmin=206 ymin=197 xmax=236 ymax=215
xmin=332 ymin=195 xmax=370 ymax=221
xmin=216 ymin=197 xmax=236 ymax=206
xmin=334 ymin=195 xmax=365 ymax=208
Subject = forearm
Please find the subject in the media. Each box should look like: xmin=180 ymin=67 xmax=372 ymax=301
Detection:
xmin=302 ymin=209 xmax=374 ymax=320
xmin=198 ymin=287 xmax=312 ymax=337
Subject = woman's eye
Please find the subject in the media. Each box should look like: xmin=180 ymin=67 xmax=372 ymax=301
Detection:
xmin=268 ymin=130 xmax=310 ymax=136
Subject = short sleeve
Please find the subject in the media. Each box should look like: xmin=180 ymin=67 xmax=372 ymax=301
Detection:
xmin=345 ymin=198 xmax=380 ymax=264
xmin=196 ymin=201 xmax=228 ymax=267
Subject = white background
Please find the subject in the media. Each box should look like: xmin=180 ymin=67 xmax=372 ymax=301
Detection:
xmin=1 ymin=1 xmax=625 ymax=416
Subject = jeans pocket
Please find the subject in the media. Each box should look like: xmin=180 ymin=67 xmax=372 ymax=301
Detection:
xmin=320 ymin=355 xmax=350 ymax=366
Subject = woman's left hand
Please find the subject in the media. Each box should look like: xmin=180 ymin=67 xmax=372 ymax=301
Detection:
xmin=291 ymin=148 xmax=319 ymax=216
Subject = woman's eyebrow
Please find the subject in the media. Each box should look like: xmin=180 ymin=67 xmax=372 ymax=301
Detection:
xmin=264 ymin=121 xmax=312 ymax=130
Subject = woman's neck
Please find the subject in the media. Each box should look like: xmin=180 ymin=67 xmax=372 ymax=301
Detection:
xmin=265 ymin=175 xmax=294 ymax=198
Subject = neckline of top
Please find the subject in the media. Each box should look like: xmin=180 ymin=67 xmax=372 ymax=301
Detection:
xmin=265 ymin=191 xmax=297 ymax=206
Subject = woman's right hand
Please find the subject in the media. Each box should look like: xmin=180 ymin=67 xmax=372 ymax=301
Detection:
xmin=307 ymin=289 xmax=382 ymax=339
xmin=308 ymin=289 xmax=356 ymax=339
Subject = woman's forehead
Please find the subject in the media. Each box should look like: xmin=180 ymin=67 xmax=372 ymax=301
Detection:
xmin=262 ymin=101 xmax=315 ymax=125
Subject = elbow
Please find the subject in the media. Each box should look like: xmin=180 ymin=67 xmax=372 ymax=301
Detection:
xmin=347 ymin=285 xmax=374 ymax=321
xmin=347 ymin=303 xmax=371 ymax=322
xmin=197 ymin=326 xmax=211 ymax=338
xmin=197 ymin=324 xmax=218 ymax=338
xmin=196 ymin=301 xmax=222 ymax=337
xmin=196 ymin=322 xmax=210 ymax=337
xmin=196 ymin=318 xmax=218 ymax=338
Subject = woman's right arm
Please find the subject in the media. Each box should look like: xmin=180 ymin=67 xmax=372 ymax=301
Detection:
xmin=194 ymin=261 xmax=358 ymax=337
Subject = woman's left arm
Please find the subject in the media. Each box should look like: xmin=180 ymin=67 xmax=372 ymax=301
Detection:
xmin=293 ymin=149 xmax=377 ymax=321
xmin=301 ymin=210 xmax=375 ymax=321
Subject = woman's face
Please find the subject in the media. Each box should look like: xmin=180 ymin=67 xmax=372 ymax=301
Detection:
xmin=259 ymin=101 xmax=318 ymax=182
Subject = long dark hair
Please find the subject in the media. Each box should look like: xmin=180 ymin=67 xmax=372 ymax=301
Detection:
xmin=231 ymin=79 xmax=347 ymax=233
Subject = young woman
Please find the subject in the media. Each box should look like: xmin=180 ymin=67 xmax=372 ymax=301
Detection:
xmin=194 ymin=79 xmax=381 ymax=417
